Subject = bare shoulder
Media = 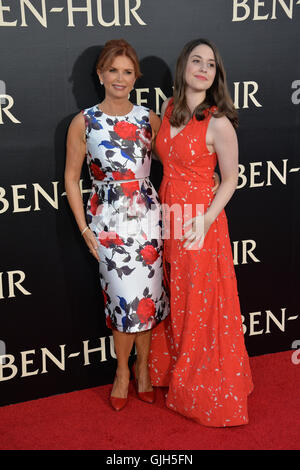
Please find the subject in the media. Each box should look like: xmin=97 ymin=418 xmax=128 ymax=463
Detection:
xmin=210 ymin=114 xmax=235 ymax=133
xmin=149 ymin=110 xmax=161 ymax=128
xmin=149 ymin=110 xmax=161 ymax=139
xmin=70 ymin=111 xmax=85 ymax=130
xmin=209 ymin=114 xmax=237 ymax=142
xmin=67 ymin=111 xmax=86 ymax=143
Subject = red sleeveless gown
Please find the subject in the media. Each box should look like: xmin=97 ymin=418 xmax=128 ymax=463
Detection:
xmin=149 ymin=100 xmax=253 ymax=427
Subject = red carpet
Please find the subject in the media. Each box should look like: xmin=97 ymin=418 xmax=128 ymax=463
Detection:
xmin=0 ymin=350 xmax=299 ymax=450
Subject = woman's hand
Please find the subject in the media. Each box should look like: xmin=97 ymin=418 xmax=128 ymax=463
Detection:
xmin=181 ymin=213 xmax=213 ymax=250
xmin=82 ymin=228 xmax=100 ymax=262
xmin=212 ymin=172 xmax=220 ymax=194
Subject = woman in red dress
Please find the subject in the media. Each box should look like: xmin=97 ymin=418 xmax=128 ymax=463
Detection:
xmin=149 ymin=38 xmax=254 ymax=427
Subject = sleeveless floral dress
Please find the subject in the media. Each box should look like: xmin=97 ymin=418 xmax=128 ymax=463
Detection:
xmin=82 ymin=104 xmax=169 ymax=333
xmin=149 ymin=100 xmax=253 ymax=427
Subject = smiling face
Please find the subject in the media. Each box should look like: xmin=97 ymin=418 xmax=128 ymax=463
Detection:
xmin=184 ymin=44 xmax=217 ymax=93
xmin=97 ymin=54 xmax=136 ymax=99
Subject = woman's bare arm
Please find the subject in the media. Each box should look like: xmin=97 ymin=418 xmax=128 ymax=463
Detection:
xmin=205 ymin=115 xmax=238 ymax=225
xmin=64 ymin=112 xmax=99 ymax=260
xmin=149 ymin=110 xmax=161 ymax=161
xmin=182 ymin=115 xmax=238 ymax=249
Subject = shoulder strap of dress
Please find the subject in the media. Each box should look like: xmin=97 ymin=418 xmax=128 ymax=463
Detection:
xmin=196 ymin=107 xmax=216 ymax=143
xmin=209 ymin=105 xmax=218 ymax=115
xmin=202 ymin=105 xmax=217 ymax=128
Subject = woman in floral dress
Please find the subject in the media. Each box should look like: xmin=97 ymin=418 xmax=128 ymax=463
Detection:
xmin=65 ymin=39 xmax=169 ymax=411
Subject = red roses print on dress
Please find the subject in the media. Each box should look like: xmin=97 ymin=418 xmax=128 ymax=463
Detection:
xmin=90 ymin=192 xmax=99 ymax=216
xmin=99 ymin=231 xmax=125 ymax=248
xmin=114 ymin=121 xmax=138 ymax=141
xmin=136 ymin=240 xmax=162 ymax=279
xmin=83 ymin=105 xmax=169 ymax=333
xmin=112 ymin=168 xmax=139 ymax=198
xmin=140 ymin=244 xmax=159 ymax=265
xmin=112 ymin=169 xmax=136 ymax=180
xmin=90 ymin=161 xmax=106 ymax=181
xmin=136 ymin=298 xmax=156 ymax=324
xmin=121 ymin=181 xmax=139 ymax=199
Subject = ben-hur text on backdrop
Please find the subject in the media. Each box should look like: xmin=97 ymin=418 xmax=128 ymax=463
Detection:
xmin=0 ymin=0 xmax=300 ymax=28
xmin=0 ymin=310 xmax=299 ymax=382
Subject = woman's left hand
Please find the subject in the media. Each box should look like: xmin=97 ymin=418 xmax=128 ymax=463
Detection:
xmin=181 ymin=213 xmax=213 ymax=250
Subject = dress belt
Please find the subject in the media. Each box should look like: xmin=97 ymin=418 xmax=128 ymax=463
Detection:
xmin=94 ymin=177 xmax=149 ymax=185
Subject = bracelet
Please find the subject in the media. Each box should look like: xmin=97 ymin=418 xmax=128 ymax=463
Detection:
xmin=81 ymin=226 xmax=89 ymax=236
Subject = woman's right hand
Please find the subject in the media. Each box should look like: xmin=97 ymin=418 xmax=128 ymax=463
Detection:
xmin=82 ymin=228 xmax=100 ymax=262
xmin=212 ymin=172 xmax=220 ymax=194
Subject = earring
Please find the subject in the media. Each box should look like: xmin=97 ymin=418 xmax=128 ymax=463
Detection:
xmin=100 ymin=81 xmax=103 ymax=85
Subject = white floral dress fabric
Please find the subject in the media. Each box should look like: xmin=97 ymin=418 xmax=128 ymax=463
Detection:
xmin=82 ymin=104 xmax=169 ymax=333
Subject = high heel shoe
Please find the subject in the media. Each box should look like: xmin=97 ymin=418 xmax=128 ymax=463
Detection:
xmin=110 ymin=376 xmax=129 ymax=411
xmin=132 ymin=363 xmax=155 ymax=404
xmin=110 ymin=395 xmax=128 ymax=412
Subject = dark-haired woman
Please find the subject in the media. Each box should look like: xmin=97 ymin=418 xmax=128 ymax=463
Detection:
xmin=149 ymin=39 xmax=253 ymax=427
xmin=65 ymin=39 xmax=169 ymax=411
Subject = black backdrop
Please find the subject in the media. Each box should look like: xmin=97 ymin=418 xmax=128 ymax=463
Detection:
xmin=0 ymin=0 xmax=299 ymax=407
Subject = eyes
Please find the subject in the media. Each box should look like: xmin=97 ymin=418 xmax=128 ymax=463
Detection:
xmin=108 ymin=68 xmax=134 ymax=75
xmin=192 ymin=59 xmax=215 ymax=69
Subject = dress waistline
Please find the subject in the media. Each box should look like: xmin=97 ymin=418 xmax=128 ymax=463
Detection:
xmin=162 ymin=175 xmax=213 ymax=183
xmin=94 ymin=176 xmax=150 ymax=185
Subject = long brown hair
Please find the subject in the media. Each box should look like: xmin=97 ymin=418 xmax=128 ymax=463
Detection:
xmin=170 ymin=38 xmax=238 ymax=129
